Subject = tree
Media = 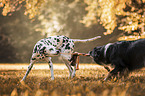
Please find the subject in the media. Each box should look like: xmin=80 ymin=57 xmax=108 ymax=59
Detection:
xmin=0 ymin=0 xmax=145 ymax=40
xmin=0 ymin=0 xmax=86 ymax=36
xmin=81 ymin=0 xmax=145 ymax=40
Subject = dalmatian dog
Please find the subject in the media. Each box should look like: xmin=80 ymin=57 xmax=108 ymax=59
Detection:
xmin=21 ymin=35 xmax=101 ymax=81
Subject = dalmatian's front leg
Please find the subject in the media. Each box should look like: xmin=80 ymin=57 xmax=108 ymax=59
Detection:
xmin=21 ymin=60 xmax=35 ymax=81
xmin=46 ymin=57 xmax=54 ymax=80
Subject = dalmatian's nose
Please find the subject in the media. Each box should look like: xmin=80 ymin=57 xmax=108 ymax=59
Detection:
xmin=56 ymin=50 xmax=60 ymax=55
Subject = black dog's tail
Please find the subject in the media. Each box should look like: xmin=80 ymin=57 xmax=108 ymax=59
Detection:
xmin=72 ymin=36 xmax=101 ymax=43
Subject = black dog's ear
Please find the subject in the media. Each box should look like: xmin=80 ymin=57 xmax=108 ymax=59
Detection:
xmin=96 ymin=50 xmax=100 ymax=56
xmin=95 ymin=47 xmax=102 ymax=57
xmin=97 ymin=46 xmax=104 ymax=56
xmin=89 ymin=47 xmax=100 ymax=57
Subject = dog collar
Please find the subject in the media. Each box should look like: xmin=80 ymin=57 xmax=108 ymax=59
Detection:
xmin=104 ymin=43 xmax=113 ymax=59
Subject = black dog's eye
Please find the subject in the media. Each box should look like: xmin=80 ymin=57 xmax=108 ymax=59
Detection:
xmin=95 ymin=50 xmax=101 ymax=57
xmin=97 ymin=50 xmax=100 ymax=55
xmin=49 ymin=48 xmax=54 ymax=51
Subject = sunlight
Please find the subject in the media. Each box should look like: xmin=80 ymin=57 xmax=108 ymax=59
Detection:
xmin=0 ymin=63 xmax=103 ymax=70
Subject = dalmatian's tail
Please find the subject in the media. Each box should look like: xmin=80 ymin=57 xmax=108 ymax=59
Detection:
xmin=72 ymin=36 xmax=101 ymax=43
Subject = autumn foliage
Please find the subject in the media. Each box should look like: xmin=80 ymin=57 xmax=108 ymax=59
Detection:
xmin=81 ymin=0 xmax=145 ymax=40
xmin=0 ymin=0 xmax=144 ymax=40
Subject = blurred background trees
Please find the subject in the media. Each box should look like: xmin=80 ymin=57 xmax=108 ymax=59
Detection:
xmin=82 ymin=0 xmax=145 ymax=40
xmin=0 ymin=0 xmax=144 ymax=63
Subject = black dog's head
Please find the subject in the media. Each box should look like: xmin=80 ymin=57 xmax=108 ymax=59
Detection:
xmin=89 ymin=46 xmax=103 ymax=65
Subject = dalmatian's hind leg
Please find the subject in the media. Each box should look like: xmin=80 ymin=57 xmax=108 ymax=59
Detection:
xmin=21 ymin=60 xmax=36 ymax=81
xmin=71 ymin=64 xmax=76 ymax=78
xmin=69 ymin=54 xmax=80 ymax=78
xmin=62 ymin=58 xmax=73 ymax=78
xmin=46 ymin=57 xmax=54 ymax=80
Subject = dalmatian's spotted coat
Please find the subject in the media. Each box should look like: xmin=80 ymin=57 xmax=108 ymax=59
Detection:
xmin=21 ymin=35 xmax=101 ymax=81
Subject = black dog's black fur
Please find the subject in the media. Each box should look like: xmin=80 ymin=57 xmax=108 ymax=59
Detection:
xmin=89 ymin=39 xmax=145 ymax=80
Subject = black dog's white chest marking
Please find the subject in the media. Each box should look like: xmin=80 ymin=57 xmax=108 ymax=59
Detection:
xmin=104 ymin=43 xmax=113 ymax=58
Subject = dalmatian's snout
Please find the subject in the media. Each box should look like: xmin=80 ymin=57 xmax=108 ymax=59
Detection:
xmin=56 ymin=50 xmax=60 ymax=55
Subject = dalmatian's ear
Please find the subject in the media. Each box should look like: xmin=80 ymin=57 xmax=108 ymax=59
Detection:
xmin=39 ymin=47 xmax=46 ymax=56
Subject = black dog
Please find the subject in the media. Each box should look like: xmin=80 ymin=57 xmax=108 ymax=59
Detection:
xmin=89 ymin=39 xmax=145 ymax=80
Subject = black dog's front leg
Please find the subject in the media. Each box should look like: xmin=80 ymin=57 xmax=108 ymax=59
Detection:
xmin=104 ymin=58 xmax=127 ymax=81
xmin=104 ymin=65 xmax=120 ymax=81
xmin=104 ymin=66 xmax=110 ymax=72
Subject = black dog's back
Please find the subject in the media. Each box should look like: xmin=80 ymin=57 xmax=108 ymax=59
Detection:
xmin=108 ymin=39 xmax=145 ymax=71
xmin=126 ymin=39 xmax=145 ymax=70
xmin=110 ymin=39 xmax=145 ymax=71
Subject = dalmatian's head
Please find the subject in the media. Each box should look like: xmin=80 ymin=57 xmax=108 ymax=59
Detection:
xmin=45 ymin=45 xmax=60 ymax=56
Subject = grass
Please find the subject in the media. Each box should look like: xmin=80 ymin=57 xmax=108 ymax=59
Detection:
xmin=0 ymin=63 xmax=145 ymax=96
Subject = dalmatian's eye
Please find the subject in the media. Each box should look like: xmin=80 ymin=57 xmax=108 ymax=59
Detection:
xmin=49 ymin=48 xmax=54 ymax=51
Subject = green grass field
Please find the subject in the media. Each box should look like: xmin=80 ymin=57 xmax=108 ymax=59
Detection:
xmin=0 ymin=63 xmax=145 ymax=96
